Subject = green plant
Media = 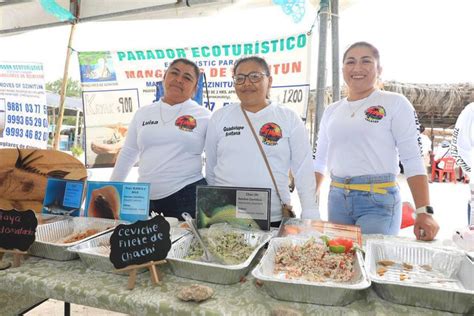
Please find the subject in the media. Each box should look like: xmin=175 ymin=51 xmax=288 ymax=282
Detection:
xmin=71 ymin=145 xmax=84 ymax=157
xmin=46 ymin=77 xmax=82 ymax=97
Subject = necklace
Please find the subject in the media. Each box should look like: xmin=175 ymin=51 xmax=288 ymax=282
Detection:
xmin=348 ymin=94 xmax=372 ymax=118
xmin=160 ymin=102 xmax=183 ymax=125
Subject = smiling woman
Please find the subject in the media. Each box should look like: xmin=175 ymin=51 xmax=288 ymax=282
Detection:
xmin=313 ymin=42 xmax=440 ymax=241
xmin=205 ymin=56 xmax=319 ymax=225
xmin=110 ymin=58 xmax=211 ymax=219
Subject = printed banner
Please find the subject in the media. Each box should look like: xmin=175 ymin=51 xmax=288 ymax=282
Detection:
xmin=78 ymin=33 xmax=312 ymax=168
xmin=0 ymin=62 xmax=48 ymax=149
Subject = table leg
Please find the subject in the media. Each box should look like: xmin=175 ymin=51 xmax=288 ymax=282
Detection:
xmin=64 ymin=302 xmax=70 ymax=316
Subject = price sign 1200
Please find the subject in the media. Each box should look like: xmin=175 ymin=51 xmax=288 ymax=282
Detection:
xmin=282 ymin=89 xmax=303 ymax=103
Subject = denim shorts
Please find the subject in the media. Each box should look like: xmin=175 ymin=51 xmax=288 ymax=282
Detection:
xmin=149 ymin=178 xmax=207 ymax=219
xmin=328 ymin=173 xmax=401 ymax=235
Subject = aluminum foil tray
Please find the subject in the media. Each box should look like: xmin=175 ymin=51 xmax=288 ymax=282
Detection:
xmin=29 ymin=217 xmax=125 ymax=261
xmin=365 ymin=240 xmax=474 ymax=314
xmin=167 ymin=229 xmax=272 ymax=284
xmin=35 ymin=214 xmax=69 ymax=225
xmin=67 ymin=231 xmax=135 ymax=275
xmin=68 ymin=227 xmax=190 ymax=274
xmin=251 ymin=237 xmax=370 ymax=306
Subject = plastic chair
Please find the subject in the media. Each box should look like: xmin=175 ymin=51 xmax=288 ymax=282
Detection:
xmin=431 ymin=157 xmax=456 ymax=183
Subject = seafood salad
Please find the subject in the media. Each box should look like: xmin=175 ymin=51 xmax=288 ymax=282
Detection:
xmin=185 ymin=231 xmax=256 ymax=265
xmin=274 ymin=238 xmax=355 ymax=282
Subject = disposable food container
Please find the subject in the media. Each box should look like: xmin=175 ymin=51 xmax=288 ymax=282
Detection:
xmin=67 ymin=231 xmax=118 ymax=273
xmin=29 ymin=217 xmax=124 ymax=261
xmin=251 ymin=237 xmax=370 ymax=306
xmin=365 ymin=239 xmax=474 ymax=314
xmin=167 ymin=229 xmax=272 ymax=284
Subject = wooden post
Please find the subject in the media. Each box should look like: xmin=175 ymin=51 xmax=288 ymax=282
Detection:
xmin=127 ymin=269 xmax=137 ymax=290
xmin=73 ymin=110 xmax=80 ymax=147
xmin=53 ymin=23 xmax=77 ymax=150
xmin=148 ymin=264 xmax=159 ymax=285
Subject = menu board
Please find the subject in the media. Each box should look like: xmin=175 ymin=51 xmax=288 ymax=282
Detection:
xmin=0 ymin=209 xmax=37 ymax=251
xmin=109 ymin=216 xmax=171 ymax=269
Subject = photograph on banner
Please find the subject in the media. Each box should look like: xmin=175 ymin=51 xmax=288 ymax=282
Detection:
xmin=84 ymin=181 xmax=150 ymax=223
xmin=42 ymin=178 xmax=86 ymax=216
xmin=196 ymin=185 xmax=271 ymax=231
xmin=0 ymin=62 xmax=48 ymax=149
xmin=82 ymin=88 xmax=139 ymax=168
xmin=78 ymin=34 xmax=311 ymax=168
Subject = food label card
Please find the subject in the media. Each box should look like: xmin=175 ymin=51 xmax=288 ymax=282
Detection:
xmin=0 ymin=209 xmax=37 ymax=251
xmin=84 ymin=181 xmax=149 ymax=222
xmin=42 ymin=178 xmax=85 ymax=216
xmin=196 ymin=186 xmax=271 ymax=230
xmin=109 ymin=216 xmax=171 ymax=269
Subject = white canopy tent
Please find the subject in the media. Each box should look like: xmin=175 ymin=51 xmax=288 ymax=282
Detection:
xmin=0 ymin=0 xmax=289 ymax=35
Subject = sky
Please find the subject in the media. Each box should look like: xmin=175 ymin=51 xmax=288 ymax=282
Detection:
xmin=0 ymin=0 xmax=473 ymax=84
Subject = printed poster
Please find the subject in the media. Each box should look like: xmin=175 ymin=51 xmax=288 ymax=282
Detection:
xmin=196 ymin=185 xmax=271 ymax=231
xmin=84 ymin=181 xmax=150 ymax=223
xmin=42 ymin=178 xmax=86 ymax=216
xmin=78 ymin=33 xmax=312 ymax=168
xmin=0 ymin=62 xmax=48 ymax=149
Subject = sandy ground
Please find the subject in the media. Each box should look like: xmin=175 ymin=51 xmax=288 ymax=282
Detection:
xmin=23 ymin=168 xmax=470 ymax=315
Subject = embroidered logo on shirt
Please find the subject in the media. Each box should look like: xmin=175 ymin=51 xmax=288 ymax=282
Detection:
xmin=175 ymin=115 xmax=197 ymax=131
xmin=365 ymin=106 xmax=386 ymax=123
xmin=259 ymin=122 xmax=282 ymax=146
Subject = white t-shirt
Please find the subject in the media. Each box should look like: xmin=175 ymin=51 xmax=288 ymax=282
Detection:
xmin=205 ymin=102 xmax=318 ymax=222
xmin=451 ymin=102 xmax=474 ymax=224
xmin=110 ymin=98 xmax=211 ymax=199
xmin=451 ymin=102 xmax=474 ymax=175
xmin=313 ymin=89 xmax=425 ymax=178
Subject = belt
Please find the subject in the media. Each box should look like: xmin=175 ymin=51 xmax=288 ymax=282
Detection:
xmin=331 ymin=181 xmax=397 ymax=194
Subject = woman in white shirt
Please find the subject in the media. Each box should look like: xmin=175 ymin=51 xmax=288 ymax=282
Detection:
xmin=111 ymin=58 xmax=211 ymax=218
xmin=451 ymin=102 xmax=474 ymax=224
xmin=205 ymin=56 xmax=318 ymax=226
xmin=313 ymin=42 xmax=439 ymax=240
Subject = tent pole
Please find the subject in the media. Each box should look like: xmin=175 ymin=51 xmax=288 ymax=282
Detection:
xmin=52 ymin=0 xmax=79 ymax=150
xmin=73 ymin=110 xmax=80 ymax=147
xmin=52 ymin=22 xmax=76 ymax=150
xmin=312 ymin=0 xmax=330 ymax=148
xmin=331 ymin=0 xmax=340 ymax=102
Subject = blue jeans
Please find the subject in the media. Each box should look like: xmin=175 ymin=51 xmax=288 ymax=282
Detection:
xmin=328 ymin=173 xmax=402 ymax=235
xmin=149 ymin=178 xmax=207 ymax=219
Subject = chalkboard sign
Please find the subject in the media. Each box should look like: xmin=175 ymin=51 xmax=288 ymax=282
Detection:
xmin=109 ymin=215 xmax=171 ymax=269
xmin=0 ymin=209 xmax=37 ymax=251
